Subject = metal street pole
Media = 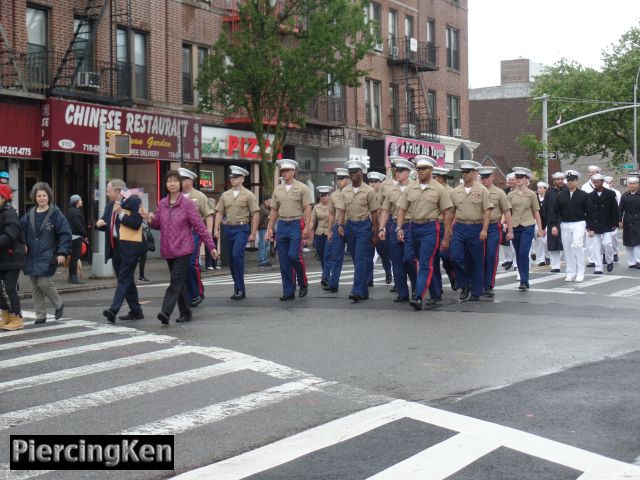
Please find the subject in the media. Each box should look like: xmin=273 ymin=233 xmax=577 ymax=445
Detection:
xmin=634 ymin=65 xmax=640 ymax=170
xmin=92 ymin=123 xmax=113 ymax=278
xmin=541 ymin=94 xmax=549 ymax=182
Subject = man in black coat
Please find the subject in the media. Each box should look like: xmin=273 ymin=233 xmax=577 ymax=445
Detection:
xmin=95 ymin=179 xmax=147 ymax=323
xmin=543 ymin=171 xmax=566 ymax=272
xmin=619 ymin=176 xmax=640 ymax=268
xmin=587 ymin=174 xmax=619 ymax=274
xmin=66 ymin=194 xmax=87 ymax=284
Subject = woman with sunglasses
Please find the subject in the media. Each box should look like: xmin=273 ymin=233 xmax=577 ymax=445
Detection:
xmin=507 ymin=167 xmax=544 ymax=290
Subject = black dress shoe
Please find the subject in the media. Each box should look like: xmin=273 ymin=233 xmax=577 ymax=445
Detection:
xmin=393 ymin=296 xmax=409 ymax=303
xmin=550 ymin=269 xmax=561 ymax=273
xmin=320 ymin=279 xmax=328 ymax=287
xmin=103 ymin=309 xmax=116 ymax=324
xmin=55 ymin=304 xmax=64 ymax=320
xmin=484 ymin=288 xmax=495 ymax=297
xmin=119 ymin=310 xmax=144 ymax=320
xmin=502 ymin=261 xmax=508 ymax=267
xmin=426 ymin=296 xmax=442 ymax=305
xmin=390 ymin=286 xmax=398 ymax=293
xmin=299 ymin=285 xmax=308 ymax=297
xmin=323 ymin=286 xmax=339 ymax=293
xmin=531 ymin=253 xmax=536 ymax=261
xmin=230 ymin=290 xmax=246 ymax=300
xmin=503 ymin=262 xmax=513 ymax=270
xmin=607 ymin=263 xmax=614 ymax=272
xmin=279 ymin=294 xmax=295 ymax=301
xmin=176 ymin=315 xmax=192 ymax=323
xmin=629 ymin=264 xmax=638 ymax=269
xmin=614 ymin=254 xmax=619 ymax=263
xmin=468 ymin=295 xmax=480 ymax=301
xmin=593 ymin=270 xmax=603 ymax=275
xmin=545 ymin=257 xmax=550 ymax=265
xmin=450 ymin=279 xmax=458 ymax=291
xmin=350 ymin=294 xmax=366 ymax=302
xmin=410 ymin=298 xmax=423 ymax=311
xmin=518 ymin=282 xmax=527 ymax=290
xmin=385 ymin=273 xmax=393 ymax=284
xmin=586 ymin=262 xmax=596 ymax=268
xmin=34 ymin=317 xmax=46 ymax=324
xmin=157 ymin=312 xmax=170 ymax=325
xmin=459 ymin=287 xmax=470 ymax=300
xmin=537 ymin=261 xmax=546 ymax=267
xmin=367 ymin=281 xmax=374 ymax=287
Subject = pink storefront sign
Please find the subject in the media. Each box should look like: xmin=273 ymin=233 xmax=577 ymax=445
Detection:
xmin=385 ymin=136 xmax=445 ymax=168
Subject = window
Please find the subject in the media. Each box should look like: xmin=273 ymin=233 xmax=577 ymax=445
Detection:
xmin=73 ymin=18 xmax=92 ymax=74
xmin=427 ymin=90 xmax=436 ymax=121
xmin=446 ymin=26 xmax=460 ymax=70
xmin=389 ymin=84 xmax=398 ymax=132
xmin=447 ymin=95 xmax=460 ymax=136
xmin=406 ymin=88 xmax=416 ymax=123
xmin=133 ymin=32 xmax=148 ymax=99
xmin=182 ymin=44 xmax=193 ymax=104
xmin=26 ymin=7 xmax=48 ymax=84
xmin=405 ymin=16 xmax=413 ymax=39
xmin=116 ymin=27 xmax=130 ymax=97
xmin=365 ymin=79 xmax=381 ymax=129
xmin=365 ymin=3 xmax=382 ymax=50
xmin=388 ymin=10 xmax=397 ymax=50
xmin=426 ymin=19 xmax=436 ymax=65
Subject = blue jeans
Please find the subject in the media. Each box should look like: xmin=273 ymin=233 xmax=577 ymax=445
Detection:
xmin=513 ymin=225 xmax=535 ymax=283
xmin=258 ymin=228 xmax=270 ymax=264
xmin=450 ymin=223 xmax=485 ymax=297
xmin=345 ymin=219 xmax=373 ymax=297
xmin=412 ymin=221 xmax=441 ymax=300
xmin=225 ymin=224 xmax=251 ymax=293
xmin=484 ymin=223 xmax=502 ymax=289
xmin=313 ymin=234 xmax=327 ymax=272
xmin=276 ymin=219 xmax=307 ymax=296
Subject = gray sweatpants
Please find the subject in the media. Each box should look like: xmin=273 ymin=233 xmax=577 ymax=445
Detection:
xmin=29 ymin=276 xmax=62 ymax=320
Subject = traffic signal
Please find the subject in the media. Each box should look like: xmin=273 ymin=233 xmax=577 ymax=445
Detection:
xmin=106 ymin=131 xmax=131 ymax=156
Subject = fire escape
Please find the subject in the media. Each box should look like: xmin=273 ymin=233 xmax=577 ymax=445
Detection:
xmin=222 ymin=0 xmax=347 ymax=143
xmin=50 ymin=0 xmax=132 ymax=104
xmin=0 ymin=16 xmax=29 ymax=94
xmin=388 ymin=36 xmax=438 ymax=141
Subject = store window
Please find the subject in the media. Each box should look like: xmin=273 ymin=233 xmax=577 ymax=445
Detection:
xmin=26 ymin=6 xmax=48 ymax=84
xmin=126 ymin=159 xmax=158 ymax=212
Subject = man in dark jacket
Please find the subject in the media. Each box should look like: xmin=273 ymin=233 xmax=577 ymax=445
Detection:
xmin=66 ymin=194 xmax=87 ymax=284
xmin=619 ymin=176 xmax=640 ymax=268
xmin=543 ymin=171 xmax=566 ymax=272
xmin=96 ymin=179 xmax=147 ymax=323
xmin=587 ymin=174 xmax=619 ymax=274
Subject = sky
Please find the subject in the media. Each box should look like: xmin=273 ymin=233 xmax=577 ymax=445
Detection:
xmin=468 ymin=0 xmax=640 ymax=88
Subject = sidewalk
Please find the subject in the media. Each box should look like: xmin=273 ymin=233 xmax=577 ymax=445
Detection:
xmin=16 ymin=249 xmax=322 ymax=299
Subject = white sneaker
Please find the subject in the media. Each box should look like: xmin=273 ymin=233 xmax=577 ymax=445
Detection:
xmin=516 ymin=274 xmax=521 ymax=281
xmin=206 ymin=267 xmax=214 ymax=271
xmin=565 ymin=275 xmax=575 ymax=282
xmin=575 ymin=275 xmax=584 ymax=282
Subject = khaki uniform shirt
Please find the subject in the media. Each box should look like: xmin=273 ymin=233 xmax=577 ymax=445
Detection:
xmin=186 ymin=188 xmax=215 ymax=220
xmin=328 ymin=189 xmax=342 ymax=215
xmin=374 ymin=189 xmax=385 ymax=211
xmin=397 ymin=181 xmax=453 ymax=221
xmin=437 ymin=184 xmax=455 ymax=221
xmin=382 ymin=182 xmax=414 ymax=220
xmin=488 ymin=185 xmax=511 ymax=222
xmin=508 ymin=188 xmax=539 ymax=227
xmin=334 ymin=183 xmax=379 ymax=221
xmin=312 ymin=203 xmax=330 ymax=235
xmin=271 ymin=180 xmax=313 ymax=218
xmin=215 ymin=187 xmax=259 ymax=224
xmin=450 ymin=182 xmax=493 ymax=222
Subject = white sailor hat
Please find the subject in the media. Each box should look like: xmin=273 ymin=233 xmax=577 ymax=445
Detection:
xmin=552 ymin=171 xmax=565 ymax=179
xmin=229 ymin=165 xmax=249 ymax=177
xmin=591 ymin=173 xmax=604 ymax=181
xmin=367 ymin=171 xmax=387 ymax=182
xmin=506 ymin=172 xmax=516 ymax=179
xmin=537 ymin=181 xmax=549 ymax=188
xmin=389 ymin=155 xmax=404 ymax=166
xmin=565 ymin=169 xmax=581 ymax=180
xmin=512 ymin=167 xmax=532 ymax=178
xmin=432 ymin=167 xmax=450 ymax=176
xmin=344 ymin=159 xmax=367 ymax=171
xmin=628 ymin=177 xmax=640 ymax=183
xmin=276 ymin=159 xmax=299 ymax=170
xmin=178 ymin=167 xmax=197 ymax=180
xmin=604 ymin=175 xmax=614 ymax=183
xmin=317 ymin=185 xmax=333 ymax=194
xmin=394 ymin=158 xmax=415 ymax=171
xmin=588 ymin=165 xmax=601 ymax=173
xmin=414 ymin=155 xmax=437 ymax=168
xmin=458 ymin=160 xmax=482 ymax=171
xmin=334 ymin=167 xmax=349 ymax=177
xmin=477 ymin=166 xmax=496 ymax=176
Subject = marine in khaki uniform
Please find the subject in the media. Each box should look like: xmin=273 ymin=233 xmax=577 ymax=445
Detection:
xmin=432 ymin=167 xmax=457 ymax=291
xmin=507 ymin=167 xmax=544 ymax=290
xmin=396 ymin=156 xmax=453 ymax=311
xmin=366 ymin=171 xmax=392 ymax=286
xmin=334 ymin=159 xmax=379 ymax=302
xmin=478 ymin=166 xmax=513 ymax=297
xmin=378 ymin=158 xmax=416 ymax=302
xmin=324 ymin=168 xmax=350 ymax=293
xmin=214 ymin=165 xmax=259 ymax=300
xmin=449 ymin=160 xmax=493 ymax=301
xmin=310 ymin=185 xmax=332 ymax=285
xmin=266 ymin=159 xmax=313 ymax=300
xmin=179 ymin=167 xmax=216 ymax=307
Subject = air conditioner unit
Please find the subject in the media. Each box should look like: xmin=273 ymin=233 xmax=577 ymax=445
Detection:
xmin=76 ymin=72 xmax=100 ymax=89
xmin=374 ymin=42 xmax=383 ymax=52
xmin=453 ymin=128 xmax=462 ymax=137
xmin=409 ymin=38 xmax=418 ymax=52
xmin=401 ymin=123 xmax=416 ymax=137
xmin=391 ymin=46 xmax=399 ymax=58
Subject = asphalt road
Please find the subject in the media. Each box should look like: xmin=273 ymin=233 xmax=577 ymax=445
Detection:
xmin=2 ymin=256 xmax=640 ymax=479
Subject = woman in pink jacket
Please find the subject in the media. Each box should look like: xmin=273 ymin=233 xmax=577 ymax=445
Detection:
xmin=147 ymin=170 xmax=218 ymax=325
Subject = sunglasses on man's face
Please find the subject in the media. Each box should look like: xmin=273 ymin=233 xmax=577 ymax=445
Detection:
xmin=480 ymin=174 xmax=491 ymax=179
xmin=348 ymin=170 xmax=361 ymax=175
xmin=461 ymin=169 xmax=474 ymax=174
xmin=515 ymin=174 xmax=527 ymax=179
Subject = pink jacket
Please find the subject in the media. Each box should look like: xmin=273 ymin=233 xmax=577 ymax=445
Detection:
xmin=148 ymin=193 xmax=216 ymax=259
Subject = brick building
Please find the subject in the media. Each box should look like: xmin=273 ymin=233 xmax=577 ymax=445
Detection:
xmin=0 ymin=0 xmax=474 ymax=225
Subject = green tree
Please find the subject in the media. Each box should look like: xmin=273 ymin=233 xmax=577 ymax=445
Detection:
xmin=528 ymin=25 xmax=640 ymax=168
xmin=196 ymin=0 xmax=376 ymax=194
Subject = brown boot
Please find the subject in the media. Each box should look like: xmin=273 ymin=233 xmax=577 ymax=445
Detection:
xmin=0 ymin=310 xmax=9 ymax=328
xmin=1 ymin=313 xmax=23 ymax=331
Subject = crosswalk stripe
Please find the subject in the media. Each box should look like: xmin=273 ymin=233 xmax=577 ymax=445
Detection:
xmin=0 ymin=325 xmax=140 ymax=351
xmin=122 ymin=377 xmax=331 ymax=436
xmin=572 ymin=275 xmax=625 ymax=289
xmin=0 ymin=465 xmax=43 ymax=480
xmin=365 ymin=432 xmax=501 ymax=480
xmin=0 ymin=358 xmax=253 ymax=431
xmin=0 ymin=319 xmax=94 ymax=338
xmin=0 ymin=345 xmax=197 ymax=393
xmin=0 ymin=334 xmax=175 ymax=368
xmin=610 ymin=285 xmax=640 ymax=298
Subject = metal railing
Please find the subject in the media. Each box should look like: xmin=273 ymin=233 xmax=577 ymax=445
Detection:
xmin=306 ymin=95 xmax=345 ymax=125
xmin=388 ymin=37 xmax=437 ymax=70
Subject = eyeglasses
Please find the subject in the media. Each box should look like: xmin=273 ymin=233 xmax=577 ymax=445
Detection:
xmin=480 ymin=174 xmax=491 ymax=179
xmin=515 ymin=174 xmax=527 ymax=179
xmin=461 ymin=169 xmax=474 ymax=174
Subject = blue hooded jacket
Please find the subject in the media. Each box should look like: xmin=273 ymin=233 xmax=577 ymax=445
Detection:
xmin=20 ymin=205 xmax=72 ymax=277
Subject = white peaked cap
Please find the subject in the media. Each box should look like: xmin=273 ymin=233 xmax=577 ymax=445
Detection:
xmin=334 ymin=168 xmax=349 ymax=176
xmin=512 ymin=167 xmax=532 ymax=177
xmin=178 ymin=167 xmax=197 ymax=180
xmin=565 ymin=169 xmax=581 ymax=179
xmin=344 ymin=159 xmax=367 ymax=171
xmin=506 ymin=172 xmax=516 ymax=179
xmin=413 ymin=155 xmax=436 ymax=168
xmin=537 ymin=181 xmax=549 ymax=188
xmin=367 ymin=171 xmax=387 ymax=181
xmin=229 ymin=165 xmax=249 ymax=177
xmin=588 ymin=165 xmax=601 ymax=172
xmin=276 ymin=159 xmax=299 ymax=170
xmin=477 ymin=166 xmax=496 ymax=175
xmin=458 ymin=160 xmax=482 ymax=170
xmin=394 ymin=158 xmax=415 ymax=170
xmin=316 ymin=185 xmax=333 ymax=194
xmin=432 ymin=167 xmax=450 ymax=176
xmin=591 ymin=173 xmax=604 ymax=181
xmin=628 ymin=177 xmax=639 ymax=183
xmin=604 ymin=176 xmax=613 ymax=182
xmin=389 ymin=155 xmax=404 ymax=166
xmin=552 ymin=171 xmax=565 ymax=179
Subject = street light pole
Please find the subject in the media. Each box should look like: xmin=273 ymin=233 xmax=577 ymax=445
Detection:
xmin=634 ymin=65 xmax=640 ymax=170
xmin=541 ymin=93 xmax=549 ymax=182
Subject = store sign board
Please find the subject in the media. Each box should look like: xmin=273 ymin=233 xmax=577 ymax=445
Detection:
xmin=41 ymin=98 xmax=201 ymax=162
xmin=199 ymin=170 xmax=214 ymax=191
xmin=385 ymin=136 xmax=445 ymax=168
xmin=0 ymin=103 xmax=42 ymax=159
xmin=201 ymin=126 xmax=281 ymax=161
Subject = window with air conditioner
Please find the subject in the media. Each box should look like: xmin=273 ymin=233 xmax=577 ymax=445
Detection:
xmin=73 ymin=18 xmax=93 ymax=75
xmin=447 ymin=95 xmax=460 ymax=137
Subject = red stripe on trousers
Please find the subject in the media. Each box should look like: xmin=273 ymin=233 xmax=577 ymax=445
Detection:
xmin=420 ymin=222 xmax=441 ymax=299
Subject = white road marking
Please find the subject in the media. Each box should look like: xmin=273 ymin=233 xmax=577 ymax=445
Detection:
xmin=0 ymin=334 xmax=175 ymax=368
xmin=0 ymin=465 xmax=45 ymax=480
xmin=0 ymin=325 xmax=141 ymax=351
xmin=122 ymin=377 xmax=331 ymax=436
xmin=365 ymin=432 xmax=501 ymax=480
xmin=610 ymin=285 xmax=640 ymax=298
xmin=0 ymin=358 xmax=253 ymax=431
xmin=572 ymin=275 xmax=625 ymax=289
xmin=0 ymin=319 xmax=94 ymax=338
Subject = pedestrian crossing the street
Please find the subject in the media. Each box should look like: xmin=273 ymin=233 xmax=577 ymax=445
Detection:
xmin=2 ymin=314 xmax=639 ymax=479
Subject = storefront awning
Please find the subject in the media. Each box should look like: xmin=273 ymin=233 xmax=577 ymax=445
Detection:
xmin=0 ymin=102 xmax=42 ymax=159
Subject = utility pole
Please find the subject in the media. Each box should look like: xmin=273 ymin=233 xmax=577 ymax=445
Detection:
xmin=92 ymin=124 xmax=113 ymax=278
xmin=541 ymin=94 xmax=549 ymax=182
xmin=634 ymin=65 xmax=640 ymax=170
